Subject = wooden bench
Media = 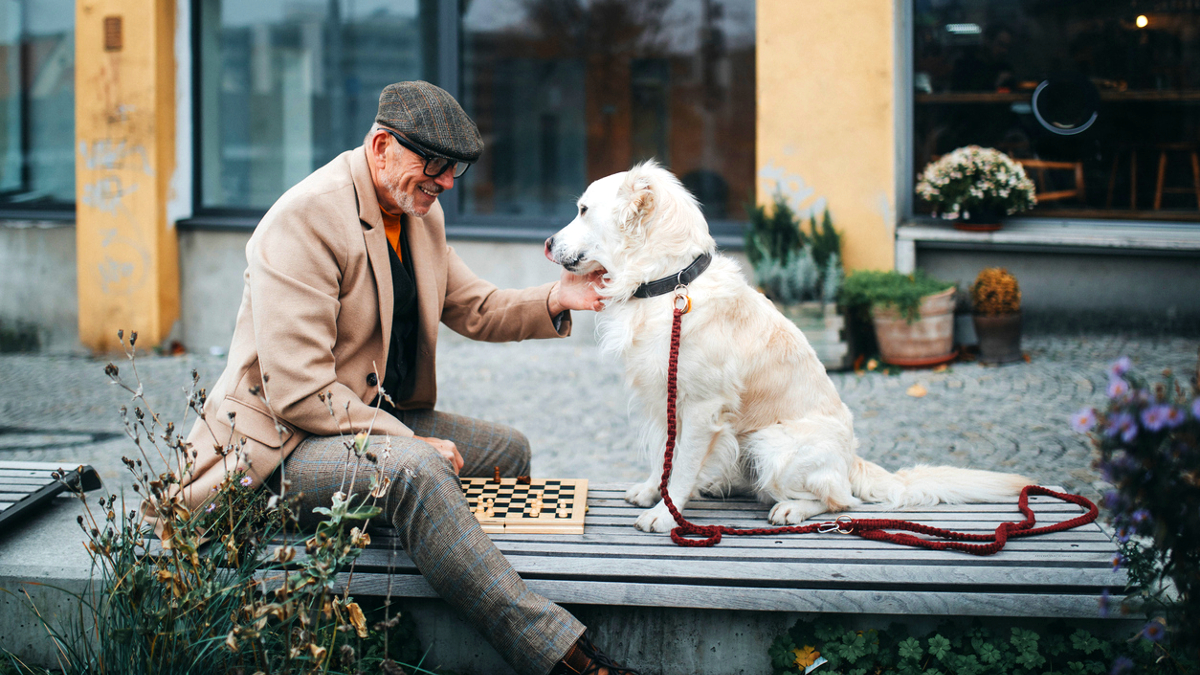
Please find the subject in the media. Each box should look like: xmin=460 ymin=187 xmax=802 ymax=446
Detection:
xmin=335 ymin=483 xmax=1126 ymax=674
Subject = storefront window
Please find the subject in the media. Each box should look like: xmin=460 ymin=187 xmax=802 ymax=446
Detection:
xmin=0 ymin=0 xmax=75 ymax=210
xmin=913 ymin=0 xmax=1200 ymax=221
xmin=197 ymin=0 xmax=436 ymax=210
xmin=458 ymin=0 xmax=756 ymax=223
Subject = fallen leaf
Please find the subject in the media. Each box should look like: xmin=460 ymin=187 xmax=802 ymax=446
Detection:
xmin=933 ymin=364 xmax=949 ymax=373
xmin=906 ymin=383 xmax=927 ymax=398
xmin=1022 ymin=353 xmax=1031 ymax=362
xmin=866 ymin=359 xmax=879 ymax=371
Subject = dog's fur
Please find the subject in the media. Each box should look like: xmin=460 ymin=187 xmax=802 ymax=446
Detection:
xmin=545 ymin=161 xmax=1031 ymax=533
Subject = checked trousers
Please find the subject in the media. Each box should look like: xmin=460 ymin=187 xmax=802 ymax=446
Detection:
xmin=282 ymin=409 xmax=585 ymax=675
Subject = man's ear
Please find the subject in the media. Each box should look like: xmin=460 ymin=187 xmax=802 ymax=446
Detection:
xmin=617 ymin=167 xmax=655 ymax=232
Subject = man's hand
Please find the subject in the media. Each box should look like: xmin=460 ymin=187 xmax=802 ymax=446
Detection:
xmin=548 ymin=269 xmax=606 ymax=314
xmin=415 ymin=435 xmax=464 ymax=475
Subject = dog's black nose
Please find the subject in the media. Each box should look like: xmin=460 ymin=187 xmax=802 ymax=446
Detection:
xmin=544 ymin=237 xmax=555 ymax=262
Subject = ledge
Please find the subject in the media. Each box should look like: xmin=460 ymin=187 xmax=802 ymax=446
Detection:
xmin=898 ymin=219 xmax=1200 ymax=252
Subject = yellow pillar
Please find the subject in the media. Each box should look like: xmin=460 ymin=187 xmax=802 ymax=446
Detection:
xmin=757 ymin=0 xmax=897 ymax=272
xmin=75 ymin=0 xmax=178 ymax=351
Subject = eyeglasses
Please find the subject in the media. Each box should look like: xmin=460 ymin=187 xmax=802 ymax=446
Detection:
xmin=381 ymin=128 xmax=472 ymax=179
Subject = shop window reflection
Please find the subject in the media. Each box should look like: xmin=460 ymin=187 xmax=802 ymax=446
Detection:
xmin=913 ymin=1 xmax=1200 ymax=221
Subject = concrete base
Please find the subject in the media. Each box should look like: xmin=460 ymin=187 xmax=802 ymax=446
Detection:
xmin=399 ymin=598 xmax=1139 ymax=675
xmin=0 ymin=223 xmax=80 ymax=353
xmin=0 ymin=495 xmax=95 ymax=666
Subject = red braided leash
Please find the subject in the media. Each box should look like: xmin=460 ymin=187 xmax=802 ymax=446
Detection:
xmin=657 ymin=305 xmax=1098 ymax=554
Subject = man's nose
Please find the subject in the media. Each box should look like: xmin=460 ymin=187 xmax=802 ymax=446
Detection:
xmin=434 ymin=170 xmax=454 ymax=191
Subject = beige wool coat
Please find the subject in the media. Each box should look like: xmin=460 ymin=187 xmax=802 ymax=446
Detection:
xmin=177 ymin=146 xmax=568 ymax=509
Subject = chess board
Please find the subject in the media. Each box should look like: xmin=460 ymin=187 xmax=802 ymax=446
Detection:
xmin=461 ymin=477 xmax=588 ymax=534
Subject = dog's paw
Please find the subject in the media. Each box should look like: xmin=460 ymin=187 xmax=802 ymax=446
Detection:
xmin=634 ymin=504 xmax=677 ymax=533
xmin=624 ymin=481 xmax=660 ymax=507
xmin=768 ymin=500 xmax=827 ymax=525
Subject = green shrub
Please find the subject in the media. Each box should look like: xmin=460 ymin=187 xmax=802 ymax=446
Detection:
xmin=3 ymin=330 xmax=432 ymax=675
xmin=745 ymin=195 xmax=843 ymax=305
xmin=768 ymin=616 xmax=1192 ymax=675
xmin=839 ymin=269 xmax=955 ymax=323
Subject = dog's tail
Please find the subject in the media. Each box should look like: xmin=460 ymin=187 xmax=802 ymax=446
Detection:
xmin=849 ymin=457 xmax=1031 ymax=507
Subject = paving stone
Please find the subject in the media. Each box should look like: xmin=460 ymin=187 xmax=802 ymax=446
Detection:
xmin=0 ymin=333 xmax=1195 ymax=506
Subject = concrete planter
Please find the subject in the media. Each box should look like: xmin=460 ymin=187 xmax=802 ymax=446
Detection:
xmin=870 ymin=287 xmax=956 ymax=366
xmin=773 ymin=301 xmax=853 ymax=370
xmin=973 ymin=312 xmax=1023 ymax=364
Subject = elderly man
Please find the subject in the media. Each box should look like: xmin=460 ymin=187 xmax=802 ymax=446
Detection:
xmin=179 ymin=81 xmax=632 ymax=675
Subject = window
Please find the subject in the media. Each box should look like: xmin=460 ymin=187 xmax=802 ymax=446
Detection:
xmin=197 ymin=0 xmax=437 ymax=211
xmin=913 ymin=0 xmax=1200 ymax=222
xmin=458 ymin=0 xmax=756 ymax=230
xmin=0 ymin=0 xmax=75 ymax=211
xmin=194 ymin=0 xmax=757 ymax=234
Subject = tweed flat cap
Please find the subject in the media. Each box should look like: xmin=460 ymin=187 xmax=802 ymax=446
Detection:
xmin=375 ymin=81 xmax=483 ymax=163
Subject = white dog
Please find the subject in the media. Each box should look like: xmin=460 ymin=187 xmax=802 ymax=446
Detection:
xmin=545 ymin=161 xmax=1031 ymax=533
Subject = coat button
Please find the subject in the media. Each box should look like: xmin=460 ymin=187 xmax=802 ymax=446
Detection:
xmin=366 ymin=373 xmax=378 ymax=387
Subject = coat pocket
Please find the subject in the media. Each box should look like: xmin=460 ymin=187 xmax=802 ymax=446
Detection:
xmin=217 ymin=396 xmax=295 ymax=449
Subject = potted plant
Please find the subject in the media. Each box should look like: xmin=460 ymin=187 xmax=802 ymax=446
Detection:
xmin=915 ymin=146 xmax=1037 ymax=231
xmin=840 ymin=269 xmax=957 ymax=367
xmin=970 ymin=267 xmax=1023 ymax=364
xmin=746 ymin=196 xmax=851 ymax=370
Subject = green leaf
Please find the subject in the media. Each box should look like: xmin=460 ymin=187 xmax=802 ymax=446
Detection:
xmin=928 ymin=635 xmax=952 ymax=661
xmin=898 ymin=638 xmax=923 ymax=662
xmin=977 ymin=643 xmax=1002 ymax=665
xmin=1069 ymin=630 xmax=1102 ymax=655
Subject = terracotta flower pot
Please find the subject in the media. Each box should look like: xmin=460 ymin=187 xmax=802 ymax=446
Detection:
xmin=973 ymin=312 xmax=1023 ymax=364
xmin=870 ymin=287 xmax=956 ymax=366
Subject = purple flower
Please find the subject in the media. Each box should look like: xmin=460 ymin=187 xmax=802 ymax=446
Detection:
xmin=1098 ymin=589 xmax=1110 ymax=618
xmin=1111 ymin=552 xmax=1124 ymax=570
xmin=1107 ymin=377 xmax=1130 ymax=399
xmin=239 ymin=475 xmax=253 ymax=487
xmin=1102 ymin=490 xmax=1123 ymax=510
xmin=1115 ymin=526 xmax=1131 ymax=543
xmin=1131 ymin=509 xmax=1150 ymax=524
xmin=1106 ymin=412 xmax=1138 ymax=443
xmin=1110 ymin=656 xmax=1134 ymax=675
xmin=1163 ymin=407 xmax=1186 ymax=428
xmin=1070 ymin=408 xmax=1098 ymax=433
xmin=1140 ymin=405 xmax=1171 ymax=432
xmin=205 ymin=502 xmax=216 ymax=513
xmin=1191 ymin=397 xmax=1200 ymax=419
xmin=1140 ymin=620 xmax=1166 ymax=642
xmin=1109 ymin=357 xmax=1132 ymax=378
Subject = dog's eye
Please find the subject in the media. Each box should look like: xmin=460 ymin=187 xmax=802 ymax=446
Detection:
xmin=579 ymin=205 xmax=588 ymax=216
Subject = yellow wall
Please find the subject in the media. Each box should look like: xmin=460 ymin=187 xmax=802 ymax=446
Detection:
xmin=75 ymin=0 xmax=179 ymax=352
xmin=757 ymin=0 xmax=897 ymax=272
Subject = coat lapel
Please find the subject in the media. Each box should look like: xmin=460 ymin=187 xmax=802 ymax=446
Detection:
xmin=405 ymin=202 xmax=443 ymax=361
xmin=351 ymin=147 xmax=393 ymax=364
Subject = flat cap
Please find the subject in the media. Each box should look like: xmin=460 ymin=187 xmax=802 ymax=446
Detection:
xmin=375 ymin=81 xmax=483 ymax=163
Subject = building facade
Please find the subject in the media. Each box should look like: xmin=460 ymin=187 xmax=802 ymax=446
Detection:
xmin=0 ymin=0 xmax=1197 ymax=352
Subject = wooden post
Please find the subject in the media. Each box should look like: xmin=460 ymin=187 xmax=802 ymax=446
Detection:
xmin=74 ymin=0 xmax=178 ymax=352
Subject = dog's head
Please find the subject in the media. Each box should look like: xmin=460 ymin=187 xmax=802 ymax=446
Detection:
xmin=545 ymin=160 xmax=716 ymax=301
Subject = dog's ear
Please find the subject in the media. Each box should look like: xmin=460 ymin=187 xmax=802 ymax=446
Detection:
xmin=617 ymin=167 xmax=655 ymax=232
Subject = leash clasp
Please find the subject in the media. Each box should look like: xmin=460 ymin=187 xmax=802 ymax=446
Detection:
xmin=673 ymin=284 xmax=691 ymax=314
xmin=818 ymin=515 xmax=854 ymax=534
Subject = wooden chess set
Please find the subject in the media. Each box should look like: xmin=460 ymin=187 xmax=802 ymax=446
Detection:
xmin=461 ymin=471 xmax=588 ymax=534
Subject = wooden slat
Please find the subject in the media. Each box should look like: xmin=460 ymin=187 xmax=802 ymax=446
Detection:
xmin=326 ymin=573 xmax=1120 ymax=618
xmin=364 ymin=532 xmax=1118 ymax=553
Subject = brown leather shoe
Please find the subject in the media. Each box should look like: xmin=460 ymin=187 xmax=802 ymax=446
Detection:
xmin=553 ymin=632 xmax=640 ymax=675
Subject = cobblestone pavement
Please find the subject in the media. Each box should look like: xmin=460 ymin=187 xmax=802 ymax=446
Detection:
xmin=0 ymin=333 xmax=1195 ymax=502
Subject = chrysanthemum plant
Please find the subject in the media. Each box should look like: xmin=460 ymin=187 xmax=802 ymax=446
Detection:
xmin=1071 ymin=356 xmax=1200 ymax=667
xmin=915 ymin=146 xmax=1036 ymax=221
xmin=6 ymin=330 xmax=431 ymax=675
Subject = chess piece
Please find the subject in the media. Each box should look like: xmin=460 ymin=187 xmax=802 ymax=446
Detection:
xmin=516 ymin=475 xmax=531 ymax=485
xmin=493 ymin=466 xmax=501 ymax=483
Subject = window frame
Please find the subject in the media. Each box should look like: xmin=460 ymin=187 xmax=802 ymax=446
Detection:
xmin=179 ymin=0 xmax=750 ymax=246
xmin=0 ymin=0 xmax=77 ymax=221
xmin=901 ymin=0 xmax=1200 ymax=231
